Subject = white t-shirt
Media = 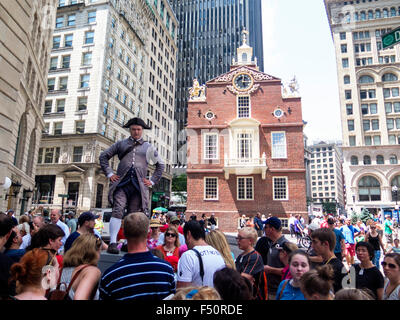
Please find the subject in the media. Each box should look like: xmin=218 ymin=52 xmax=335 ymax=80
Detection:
xmin=177 ymin=245 xmax=225 ymax=287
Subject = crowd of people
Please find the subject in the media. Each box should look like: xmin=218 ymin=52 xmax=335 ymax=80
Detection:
xmin=1 ymin=207 xmax=400 ymax=301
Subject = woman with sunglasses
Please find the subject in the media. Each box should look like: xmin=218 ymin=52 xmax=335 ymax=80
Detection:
xmin=156 ymin=226 xmax=180 ymax=272
xmin=9 ymin=248 xmax=59 ymax=300
xmin=382 ymin=253 xmax=400 ymax=300
xmin=365 ymin=222 xmax=385 ymax=268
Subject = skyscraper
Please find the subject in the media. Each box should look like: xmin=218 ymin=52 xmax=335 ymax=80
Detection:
xmin=325 ymin=0 xmax=400 ymax=218
xmin=169 ymin=0 xmax=264 ymax=161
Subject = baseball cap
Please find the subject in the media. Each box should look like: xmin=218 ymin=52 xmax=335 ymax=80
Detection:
xmin=170 ymin=216 xmax=180 ymax=224
xmin=78 ymin=211 xmax=99 ymax=226
xmin=263 ymin=216 xmax=281 ymax=230
xmin=277 ymin=241 xmax=299 ymax=254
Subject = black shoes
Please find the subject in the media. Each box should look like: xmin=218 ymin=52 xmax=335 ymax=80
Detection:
xmin=107 ymin=242 xmax=119 ymax=254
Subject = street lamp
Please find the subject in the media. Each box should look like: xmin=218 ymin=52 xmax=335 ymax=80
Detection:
xmin=392 ymin=185 xmax=399 ymax=226
xmin=5 ymin=182 xmax=22 ymax=200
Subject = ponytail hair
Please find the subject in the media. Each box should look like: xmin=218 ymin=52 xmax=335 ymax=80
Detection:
xmin=300 ymin=264 xmax=334 ymax=297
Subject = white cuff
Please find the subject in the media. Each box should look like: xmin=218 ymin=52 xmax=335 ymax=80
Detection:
xmin=107 ymin=172 xmax=114 ymax=178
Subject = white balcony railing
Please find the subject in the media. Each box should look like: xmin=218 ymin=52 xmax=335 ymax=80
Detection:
xmin=223 ymin=153 xmax=267 ymax=180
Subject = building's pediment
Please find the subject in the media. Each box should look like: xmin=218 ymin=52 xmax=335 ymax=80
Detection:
xmin=59 ymin=165 xmax=85 ymax=174
xmin=207 ymin=65 xmax=280 ymax=85
xmin=228 ymin=117 xmax=261 ymax=128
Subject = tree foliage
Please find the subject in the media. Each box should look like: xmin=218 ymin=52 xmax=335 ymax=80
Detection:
xmin=172 ymin=174 xmax=187 ymax=192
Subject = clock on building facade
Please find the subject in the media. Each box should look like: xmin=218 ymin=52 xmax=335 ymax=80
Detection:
xmin=233 ymin=73 xmax=253 ymax=91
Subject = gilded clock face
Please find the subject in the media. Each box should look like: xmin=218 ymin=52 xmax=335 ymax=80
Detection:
xmin=233 ymin=73 xmax=252 ymax=91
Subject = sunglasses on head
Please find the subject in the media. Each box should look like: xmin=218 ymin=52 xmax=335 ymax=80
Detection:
xmin=165 ymin=232 xmax=177 ymax=238
xmin=381 ymin=261 xmax=398 ymax=269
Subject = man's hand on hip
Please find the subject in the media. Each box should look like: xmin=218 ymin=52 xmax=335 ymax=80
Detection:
xmin=110 ymin=174 xmax=120 ymax=183
xmin=143 ymin=178 xmax=153 ymax=187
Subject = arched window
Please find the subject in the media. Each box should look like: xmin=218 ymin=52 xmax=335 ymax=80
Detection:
xmin=363 ymin=155 xmax=371 ymax=165
xmin=26 ymin=130 xmax=36 ymax=176
xmin=351 ymin=156 xmax=359 ymax=165
xmin=376 ymin=9 xmax=381 ymax=19
xmin=390 ymin=155 xmax=398 ymax=164
xmin=391 ymin=7 xmax=397 ymax=17
xmin=382 ymin=73 xmax=398 ymax=82
xmin=242 ymin=53 xmax=248 ymax=62
xmin=376 ymin=155 xmax=384 ymax=164
xmin=383 ymin=8 xmax=389 ymax=18
xmin=359 ymin=75 xmax=374 ymax=84
xmin=358 ymin=176 xmax=381 ymax=201
xmin=14 ymin=113 xmax=28 ymax=169
xmin=360 ymin=11 xmax=366 ymax=20
xmin=368 ymin=10 xmax=374 ymax=19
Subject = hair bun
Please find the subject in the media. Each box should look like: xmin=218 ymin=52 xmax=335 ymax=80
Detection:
xmin=317 ymin=264 xmax=334 ymax=281
xmin=10 ymin=263 xmax=27 ymax=281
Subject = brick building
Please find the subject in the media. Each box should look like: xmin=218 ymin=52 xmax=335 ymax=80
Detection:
xmin=186 ymin=32 xmax=307 ymax=232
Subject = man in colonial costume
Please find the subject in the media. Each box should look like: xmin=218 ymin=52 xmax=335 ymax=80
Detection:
xmin=100 ymin=118 xmax=164 ymax=254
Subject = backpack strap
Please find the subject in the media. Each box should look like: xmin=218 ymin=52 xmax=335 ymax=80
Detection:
xmin=278 ymin=280 xmax=290 ymax=300
xmin=191 ymin=249 xmax=204 ymax=285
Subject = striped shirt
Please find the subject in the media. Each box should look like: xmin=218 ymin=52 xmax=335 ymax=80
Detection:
xmin=99 ymin=251 xmax=175 ymax=300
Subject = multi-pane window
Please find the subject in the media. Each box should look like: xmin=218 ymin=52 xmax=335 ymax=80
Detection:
xmin=64 ymin=34 xmax=73 ymax=47
xmin=59 ymin=77 xmax=68 ymax=90
xmin=72 ymin=146 xmax=83 ymax=162
xmin=271 ymin=132 xmax=287 ymax=159
xmin=346 ymin=104 xmax=353 ymax=115
xmin=56 ymin=99 xmax=65 ymax=112
xmin=43 ymin=147 xmax=60 ymax=164
xmin=56 ymin=16 xmax=64 ymax=28
xmin=77 ymin=97 xmax=87 ymax=111
xmin=80 ymin=74 xmax=90 ymax=88
xmin=204 ymin=177 xmax=218 ymax=200
xmin=85 ymin=31 xmax=94 ymax=44
xmin=237 ymin=96 xmax=250 ymax=118
xmin=82 ymin=52 xmax=92 ymax=65
xmin=237 ymin=177 xmax=253 ymax=200
xmin=48 ymin=78 xmax=55 ymax=91
xmin=54 ymin=122 xmax=63 ymax=135
xmin=237 ymin=133 xmax=252 ymax=160
xmin=273 ymin=177 xmax=288 ymax=200
xmin=67 ymin=14 xmax=76 ymax=26
xmin=44 ymin=100 xmax=52 ymax=113
xmin=88 ymin=11 xmax=96 ymax=23
xmin=50 ymin=57 xmax=58 ymax=70
xmin=53 ymin=36 xmax=61 ymax=49
xmin=75 ymin=120 xmax=85 ymax=134
xmin=62 ymin=55 xmax=70 ymax=68
xmin=347 ymin=120 xmax=355 ymax=131
xmin=204 ymin=133 xmax=218 ymax=160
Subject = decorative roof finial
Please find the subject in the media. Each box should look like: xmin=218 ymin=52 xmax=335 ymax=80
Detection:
xmin=242 ymin=29 xmax=249 ymax=45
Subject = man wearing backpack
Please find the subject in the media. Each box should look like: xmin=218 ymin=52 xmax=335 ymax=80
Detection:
xmin=177 ymin=220 xmax=225 ymax=288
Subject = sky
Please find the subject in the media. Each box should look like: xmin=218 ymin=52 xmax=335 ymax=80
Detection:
xmin=261 ymin=0 xmax=343 ymax=144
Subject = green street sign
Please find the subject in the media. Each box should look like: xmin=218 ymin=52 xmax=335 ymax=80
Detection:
xmin=58 ymin=194 xmax=69 ymax=198
xmin=382 ymin=26 xmax=400 ymax=49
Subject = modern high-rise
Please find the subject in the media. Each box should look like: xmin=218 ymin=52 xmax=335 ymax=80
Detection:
xmin=34 ymin=0 xmax=177 ymax=212
xmin=325 ymin=0 xmax=400 ymax=218
xmin=309 ymin=141 xmax=345 ymax=213
xmin=169 ymin=0 xmax=264 ymax=163
xmin=0 ymin=0 xmax=57 ymax=214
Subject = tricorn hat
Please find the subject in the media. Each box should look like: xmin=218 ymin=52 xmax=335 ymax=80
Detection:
xmin=123 ymin=117 xmax=151 ymax=129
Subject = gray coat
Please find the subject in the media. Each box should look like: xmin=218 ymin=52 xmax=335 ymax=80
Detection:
xmin=99 ymin=137 xmax=165 ymax=214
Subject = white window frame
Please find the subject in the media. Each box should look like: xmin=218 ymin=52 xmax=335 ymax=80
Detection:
xmin=237 ymin=177 xmax=254 ymax=200
xmin=236 ymin=132 xmax=253 ymax=161
xmin=273 ymin=176 xmax=289 ymax=201
xmin=237 ymin=95 xmax=251 ymax=118
xmin=204 ymin=177 xmax=218 ymax=201
xmin=271 ymin=131 xmax=287 ymax=159
xmin=203 ymin=132 xmax=219 ymax=160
